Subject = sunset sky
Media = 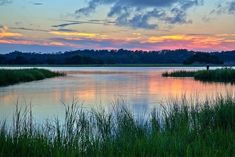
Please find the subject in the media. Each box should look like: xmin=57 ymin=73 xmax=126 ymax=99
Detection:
xmin=0 ymin=0 xmax=234 ymax=53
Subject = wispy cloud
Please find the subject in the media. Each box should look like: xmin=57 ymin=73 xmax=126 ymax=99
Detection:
xmin=10 ymin=26 xmax=48 ymax=32
xmin=33 ymin=2 xmax=43 ymax=5
xmin=145 ymin=34 xmax=235 ymax=51
xmin=0 ymin=25 xmax=234 ymax=52
xmin=0 ymin=0 xmax=11 ymax=6
xmin=0 ymin=36 xmax=65 ymax=47
xmin=52 ymin=20 xmax=115 ymax=28
xmin=49 ymin=31 xmax=99 ymax=38
xmin=49 ymin=33 xmax=235 ymax=51
xmin=203 ymin=1 xmax=235 ymax=21
xmin=0 ymin=26 xmax=22 ymax=38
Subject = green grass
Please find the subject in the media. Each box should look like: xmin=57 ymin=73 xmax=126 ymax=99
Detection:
xmin=162 ymin=70 xmax=196 ymax=77
xmin=162 ymin=68 xmax=235 ymax=83
xmin=0 ymin=96 xmax=234 ymax=157
xmin=0 ymin=68 xmax=64 ymax=86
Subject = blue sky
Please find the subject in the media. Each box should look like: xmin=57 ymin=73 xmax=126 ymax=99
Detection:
xmin=0 ymin=0 xmax=234 ymax=53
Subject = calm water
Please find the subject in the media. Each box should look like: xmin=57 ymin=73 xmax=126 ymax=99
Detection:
xmin=0 ymin=67 xmax=234 ymax=122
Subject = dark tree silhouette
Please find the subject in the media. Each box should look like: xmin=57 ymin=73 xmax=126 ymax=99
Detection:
xmin=0 ymin=49 xmax=234 ymax=65
xmin=183 ymin=53 xmax=224 ymax=65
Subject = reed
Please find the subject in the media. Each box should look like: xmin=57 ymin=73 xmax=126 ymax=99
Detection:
xmin=0 ymin=96 xmax=234 ymax=157
xmin=162 ymin=68 xmax=235 ymax=83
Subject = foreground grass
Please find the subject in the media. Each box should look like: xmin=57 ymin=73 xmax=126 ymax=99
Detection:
xmin=0 ymin=96 xmax=235 ymax=157
xmin=162 ymin=68 xmax=235 ymax=83
xmin=0 ymin=68 xmax=64 ymax=86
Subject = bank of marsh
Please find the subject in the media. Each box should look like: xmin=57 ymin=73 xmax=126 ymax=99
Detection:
xmin=162 ymin=68 xmax=235 ymax=83
xmin=0 ymin=68 xmax=64 ymax=86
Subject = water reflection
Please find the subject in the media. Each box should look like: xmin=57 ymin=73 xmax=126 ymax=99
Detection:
xmin=0 ymin=67 xmax=234 ymax=122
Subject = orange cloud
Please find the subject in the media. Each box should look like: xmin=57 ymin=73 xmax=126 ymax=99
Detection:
xmin=0 ymin=39 xmax=12 ymax=44
xmin=216 ymin=34 xmax=235 ymax=37
xmin=0 ymin=39 xmax=36 ymax=45
xmin=49 ymin=31 xmax=98 ymax=38
xmin=0 ymin=26 xmax=22 ymax=38
xmin=147 ymin=35 xmax=192 ymax=43
xmin=146 ymin=34 xmax=235 ymax=49
xmin=0 ymin=29 xmax=234 ymax=52
xmin=0 ymin=38 xmax=66 ymax=47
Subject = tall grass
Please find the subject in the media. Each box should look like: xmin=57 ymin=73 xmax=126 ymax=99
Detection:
xmin=194 ymin=69 xmax=235 ymax=83
xmin=0 ymin=96 xmax=234 ymax=157
xmin=162 ymin=68 xmax=235 ymax=83
xmin=0 ymin=68 xmax=64 ymax=86
xmin=162 ymin=70 xmax=196 ymax=77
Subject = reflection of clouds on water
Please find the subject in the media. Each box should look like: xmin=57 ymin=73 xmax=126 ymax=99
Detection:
xmin=0 ymin=67 xmax=234 ymax=122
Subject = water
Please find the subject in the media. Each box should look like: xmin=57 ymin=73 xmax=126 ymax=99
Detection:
xmin=0 ymin=67 xmax=234 ymax=122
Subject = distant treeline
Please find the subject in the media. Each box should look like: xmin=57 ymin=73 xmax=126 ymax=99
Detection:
xmin=0 ymin=49 xmax=234 ymax=65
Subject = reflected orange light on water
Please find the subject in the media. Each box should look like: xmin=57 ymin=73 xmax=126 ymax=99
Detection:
xmin=1 ymin=67 xmax=235 ymax=121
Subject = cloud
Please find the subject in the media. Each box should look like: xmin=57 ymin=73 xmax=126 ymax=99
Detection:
xmin=53 ymin=28 xmax=76 ymax=32
xmin=145 ymin=34 xmax=235 ymax=51
xmin=52 ymin=22 xmax=82 ymax=28
xmin=203 ymin=1 xmax=235 ymax=21
xmin=10 ymin=27 xmax=48 ymax=32
xmin=228 ymin=1 xmax=235 ymax=13
xmin=0 ymin=36 xmax=67 ymax=49
xmin=147 ymin=35 xmax=192 ymax=43
xmin=28 ymin=1 xmax=44 ymax=6
xmin=33 ymin=2 xmax=43 ymax=5
xmin=0 ymin=0 xmax=11 ymax=5
xmin=75 ymin=0 xmax=203 ymax=29
xmin=49 ymin=31 xmax=99 ymax=38
xmin=0 ymin=26 xmax=22 ymax=38
xmin=52 ymin=20 xmax=115 ymax=28
xmin=49 ymin=33 xmax=235 ymax=51
xmin=0 ymin=31 xmax=234 ymax=52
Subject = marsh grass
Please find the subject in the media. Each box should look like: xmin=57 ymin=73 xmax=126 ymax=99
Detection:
xmin=0 ymin=68 xmax=64 ymax=86
xmin=162 ymin=70 xmax=196 ymax=77
xmin=0 ymin=96 xmax=235 ymax=157
xmin=162 ymin=68 xmax=235 ymax=83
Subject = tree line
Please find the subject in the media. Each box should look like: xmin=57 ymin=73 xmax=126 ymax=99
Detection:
xmin=0 ymin=49 xmax=234 ymax=65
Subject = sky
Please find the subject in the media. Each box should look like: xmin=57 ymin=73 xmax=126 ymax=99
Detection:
xmin=0 ymin=0 xmax=234 ymax=53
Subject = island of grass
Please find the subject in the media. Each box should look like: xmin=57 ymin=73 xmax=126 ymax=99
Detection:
xmin=162 ymin=68 xmax=235 ymax=83
xmin=0 ymin=95 xmax=234 ymax=157
xmin=0 ymin=68 xmax=64 ymax=86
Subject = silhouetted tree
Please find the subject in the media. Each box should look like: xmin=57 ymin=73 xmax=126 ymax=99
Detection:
xmin=0 ymin=49 xmax=234 ymax=65
xmin=183 ymin=53 xmax=224 ymax=65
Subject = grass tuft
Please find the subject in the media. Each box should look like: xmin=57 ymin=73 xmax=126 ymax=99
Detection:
xmin=0 ymin=68 xmax=65 ymax=86
xmin=0 ymin=96 xmax=235 ymax=157
xmin=162 ymin=68 xmax=235 ymax=83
